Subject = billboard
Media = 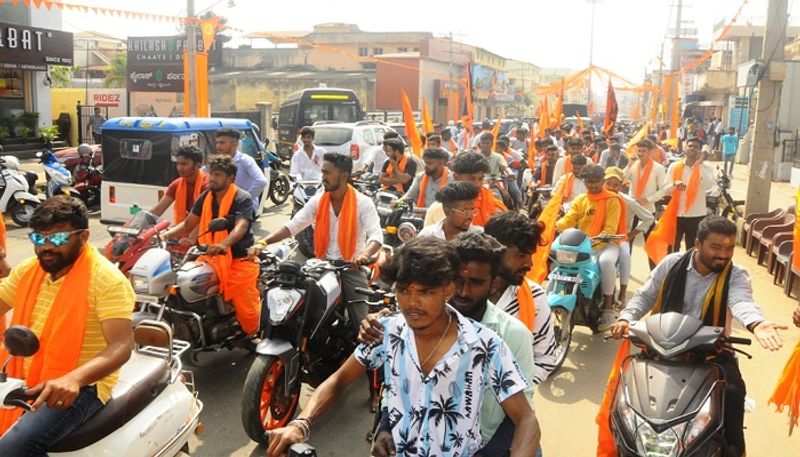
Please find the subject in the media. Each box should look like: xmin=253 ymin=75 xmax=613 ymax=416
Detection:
xmin=471 ymin=64 xmax=517 ymax=102
xmin=126 ymin=35 xmax=219 ymax=92
xmin=0 ymin=22 xmax=73 ymax=70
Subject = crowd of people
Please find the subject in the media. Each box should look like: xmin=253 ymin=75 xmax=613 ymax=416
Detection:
xmin=0 ymin=116 xmax=795 ymax=457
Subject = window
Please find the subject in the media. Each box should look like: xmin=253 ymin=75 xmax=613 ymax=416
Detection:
xmin=358 ymin=47 xmax=368 ymax=57
xmin=119 ymin=139 xmax=153 ymax=160
xmin=398 ymin=47 xmax=407 ymax=53
xmin=0 ymin=69 xmax=23 ymax=98
xmin=363 ymin=128 xmax=375 ymax=145
xmin=314 ymin=127 xmax=353 ymax=146
xmin=373 ymin=47 xmax=383 ymax=55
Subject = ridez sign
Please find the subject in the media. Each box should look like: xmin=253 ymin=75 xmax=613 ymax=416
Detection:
xmin=0 ymin=22 xmax=74 ymax=71
xmin=127 ymin=35 xmax=218 ymax=92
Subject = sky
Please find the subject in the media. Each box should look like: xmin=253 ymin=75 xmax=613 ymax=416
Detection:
xmin=55 ymin=0 xmax=800 ymax=83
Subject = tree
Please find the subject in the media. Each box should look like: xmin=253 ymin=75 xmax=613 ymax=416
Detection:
xmin=50 ymin=66 xmax=73 ymax=88
xmin=103 ymin=54 xmax=127 ymax=88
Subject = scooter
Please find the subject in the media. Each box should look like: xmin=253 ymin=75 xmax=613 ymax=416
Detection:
xmin=0 ymin=321 xmax=203 ymax=456
xmin=546 ymin=229 xmax=624 ymax=373
xmin=128 ymin=218 xmax=255 ymax=361
xmin=289 ymin=177 xmax=323 ymax=258
xmin=72 ymin=143 xmax=103 ymax=210
xmin=36 ymin=149 xmax=82 ymax=200
xmin=103 ymin=210 xmax=178 ymax=275
xmin=0 ymin=155 xmax=40 ymax=227
xmin=610 ymin=312 xmax=752 ymax=457
xmin=241 ymin=242 xmax=374 ymax=444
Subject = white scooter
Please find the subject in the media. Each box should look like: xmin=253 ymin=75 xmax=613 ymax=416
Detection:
xmin=0 ymin=320 xmax=203 ymax=456
xmin=0 ymin=155 xmax=40 ymax=227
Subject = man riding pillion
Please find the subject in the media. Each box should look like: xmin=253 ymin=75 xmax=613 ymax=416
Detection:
xmin=0 ymin=196 xmax=135 ymax=454
xmin=417 ymin=181 xmax=483 ymax=241
xmin=266 ymin=237 xmax=541 ymax=457
xmin=363 ymin=233 xmax=540 ymax=457
xmin=394 ymin=147 xmax=450 ymax=209
xmin=290 ymin=126 xmax=326 ymax=181
xmin=553 ymin=154 xmax=588 ymax=208
xmin=162 ymin=155 xmax=261 ymax=336
xmin=424 ymin=151 xmax=507 ymax=227
xmin=380 ymin=137 xmax=418 ymax=194
xmin=213 ymin=127 xmax=268 ymax=214
xmin=556 ymin=164 xmax=626 ymax=331
xmin=249 ymin=152 xmax=383 ymax=326
xmin=149 ymin=146 xmax=208 ymax=223
xmin=611 ymin=216 xmax=788 ymax=457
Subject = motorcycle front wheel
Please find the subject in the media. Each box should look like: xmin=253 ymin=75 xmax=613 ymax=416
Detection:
xmin=9 ymin=200 xmax=38 ymax=227
xmin=242 ymin=355 xmax=301 ymax=444
xmin=722 ymin=200 xmax=745 ymax=222
xmin=550 ymin=306 xmax=574 ymax=374
xmin=269 ymin=175 xmax=291 ymax=206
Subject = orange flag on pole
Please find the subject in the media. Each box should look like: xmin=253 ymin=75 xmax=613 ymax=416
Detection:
xmin=537 ymin=97 xmax=549 ymax=140
xmin=603 ymin=80 xmax=618 ymax=135
xmin=769 ymin=340 xmax=800 ymax=433
xmin=402 ymin=90 xmax=423 ymax=157
xmin=644 ymin=185 xmax=680 ymax=264
xmin=625 ymin=124 xmax=650 ymax=158
xmin=528 ymin=176 xmax=566 ymax=283
xmin=422 ymin=99 xmax=434 ymax=135
xmin=491 ymin=112 xmax=503 ymax=151
xmin=670 ymin=73 xmax=681 ymax=141
xmin=461 ymin=65 xmax=475 ymax=149
xmin=596 ymin=339 xmax=631 ymax=456
xmin=576 ymin=111 xmax=584 ymax=134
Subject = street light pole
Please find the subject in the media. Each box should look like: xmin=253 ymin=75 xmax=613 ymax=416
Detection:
xmin=586 ymin=0 xmax=604 ymax=112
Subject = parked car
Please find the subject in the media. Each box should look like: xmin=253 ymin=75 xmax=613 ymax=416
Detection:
xmin=310 ymin=121 xmax=398 ymax=171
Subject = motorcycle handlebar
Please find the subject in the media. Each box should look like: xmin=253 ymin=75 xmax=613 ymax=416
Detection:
xmin=4 ymin=387 xmax=36 ymax=411
xmin=725 ymin=336 xmax=752 ymax=346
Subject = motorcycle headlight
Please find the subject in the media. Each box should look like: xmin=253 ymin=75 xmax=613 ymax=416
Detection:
xmin=267 ymin=288 xmax=303 ymax=324
xmin=555 ymin=250 xmax=579 ymax=264
xmin=397 ymin=222 xmax=418 ymax=242
xmin=684 ymin=397 xmax=713 ymax=447
xmin=131 ymin=275 xmax=149 ymax=293
xmin=636 ymin=421 xmax=684 ymax=457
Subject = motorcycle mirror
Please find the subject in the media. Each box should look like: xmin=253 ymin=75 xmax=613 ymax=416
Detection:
xmin=3 ymin=325 xmax=39 ymax=358
xmin=35 ymin=151 xmax=43 ymax=158
xmin=207 ymin=218 xmax=229 ymax=233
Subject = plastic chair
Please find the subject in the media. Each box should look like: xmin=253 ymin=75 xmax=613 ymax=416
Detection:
xmin=773 ymin=241 xmax=793 ymax=285
xmin=756 ymin=219 xmax=796 ymax=266
xmin=741 ymin=208 xmax=784 ymax=247
xmin=748 ymin=212 xmax=795 ymax=257
xmin=767 ymin=234 xmax=794 ymax=275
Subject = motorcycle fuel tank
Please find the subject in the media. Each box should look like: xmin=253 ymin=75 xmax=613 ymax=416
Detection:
xmin=176 ymin=261 xmax=220 ymax=303
xmin=129 ymin=248 xmax=176 ymax=297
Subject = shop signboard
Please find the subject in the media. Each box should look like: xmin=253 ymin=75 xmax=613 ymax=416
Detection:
xmin=127 ymin=35 xmax=220 ymax=92
xmin=0 ymin=22 xmax=73 ymax=70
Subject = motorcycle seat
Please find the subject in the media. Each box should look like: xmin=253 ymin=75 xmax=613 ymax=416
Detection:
xmin=50 ymin=348 xmax=171 ymax=451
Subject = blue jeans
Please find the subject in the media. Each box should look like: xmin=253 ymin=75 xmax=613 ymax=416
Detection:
xmin=723 ymin=154 xmax=735 ymax=176
xmin=0 ymin=385 xmax=103 ymax=456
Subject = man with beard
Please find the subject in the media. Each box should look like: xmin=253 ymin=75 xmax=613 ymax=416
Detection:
xmin=163 ymin=155 xmax=260 ymax=335
xmin=418 ymin=181 xmax=483 ymax=241
xmin=149 ymin=146 xmax=208 ymax=224
xmin=483 ymin=211 xmax=557 ymax=384
xmin=394 ymin=148 xmax=450 ymax=209
xmin=552 ymin=137 xmax=592 ymax=185
xmin=379 ymin=137 xmax=418 ymax=194
xmin=250 ymin=153 xmax=382 ymax=325
xmin=0 ymin=196 xmax=134 ymax=452
xmin=212 ymin=127 xmax=268 ymax=213
xmin=532 ymin=145 xmax=559 ymax=188
xmin=611 ymin=216 xmax=788 ymax=457
xmin=362 ymin=233 xmax=540 ymax=457
xmin=267 ymin=237 xmax=540 ymax=457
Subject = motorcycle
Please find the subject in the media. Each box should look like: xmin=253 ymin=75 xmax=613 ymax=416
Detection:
xmin=290 ymin=177 xmax=324 ymax=258
xmin=36 ymin=149 xmax=82 ymax=201
xmin=128 ymin=218 xmax=255 ymax=362
xmin=241 ymin=243 xmax=373 ymax=444
xmin=610 ymin=312 xmax=753 ymax=457
xmin=706 ymin=169 xmax=745 ymax=222
xmin=488 ymin=175 xmax=519 ymax=211
xmin=0 ymin=155 xmax=40 ymax=227
xmin=352 ymin=172 xmax=380 ymax=198
xmin=103 ymin=210 xmax=180 ymax=275
xmin=525 ymin=185 xmax=554 ymax=220
xmin=264 ymin=151 xmax=291 ymax=206
xmin=72 ymin=143 xmax=103 ymax=210
xmin=546 ymin=229 xmax=624 ymax=373
xmin=383 ymin=200 xmax=425 ymax=247
xmin=0 ymin=321 xmax=202 ymax=456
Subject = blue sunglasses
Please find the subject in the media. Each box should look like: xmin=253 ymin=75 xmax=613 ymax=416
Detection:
xmin=28 ymin=229 xmax=86 ymax=247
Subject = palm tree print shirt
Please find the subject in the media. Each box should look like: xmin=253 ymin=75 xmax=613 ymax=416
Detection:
xmin=355 ymin=306 xmax=529 ymax=457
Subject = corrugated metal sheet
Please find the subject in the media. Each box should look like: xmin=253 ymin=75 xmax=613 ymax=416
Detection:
xmin=375 ymin=56 xmax=420 ymax=110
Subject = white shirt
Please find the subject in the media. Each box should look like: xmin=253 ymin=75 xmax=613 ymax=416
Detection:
xmin=715 ymin=121 xmax=726 ymax=135
xmin=554 ymin=173 xmax=587 ymax=204
xmin=290 ymin=144 xmax=326 ymax=180
xmin=417 ymin=220 xmax=483 ymax=240
xmin=665 ymin=161 xmax=715 ymax=218
xmin=619 ymin=192 xmax=655 ymax=233
xmin=284 ymin=190 xmax=383 ymax=260
xmin=622 ymin=159 xmax=667 ymax=213
xmin=552 ymin=154 xmax=594 ymax=185
xmin=362 ymin=145 xmax=388 ymax=173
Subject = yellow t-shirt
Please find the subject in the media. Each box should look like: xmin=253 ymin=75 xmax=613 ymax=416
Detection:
xmin=0 ymin=248 xmax=134 ymax=403
xmin=556 ymin=193 xmax=622 ymax=239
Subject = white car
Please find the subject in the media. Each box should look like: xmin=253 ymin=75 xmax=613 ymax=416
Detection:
xmin=308 ymin=121 xmax=398 ymax=172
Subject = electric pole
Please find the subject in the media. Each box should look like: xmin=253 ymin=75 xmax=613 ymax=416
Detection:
xmin=667 ymin=0 xmax=683 ymax=132
xmin=746 ymin=0 xmax=788 ymax=215
xmin=186 ymin=0 xmax=197 ymax=117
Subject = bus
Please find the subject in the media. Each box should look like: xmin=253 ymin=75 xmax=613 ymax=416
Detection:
xmin=276 ymin=88 xmax=364 ymax=159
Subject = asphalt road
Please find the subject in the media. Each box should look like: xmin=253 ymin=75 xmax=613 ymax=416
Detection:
xmin=2 ymin=162 xmax=798 ymax=456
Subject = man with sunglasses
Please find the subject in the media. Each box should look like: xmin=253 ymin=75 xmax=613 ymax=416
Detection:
xmin=418 ymin=181 xmax=483 ymax=241
xmin=0 ymin=196 xmax=135 ymax=454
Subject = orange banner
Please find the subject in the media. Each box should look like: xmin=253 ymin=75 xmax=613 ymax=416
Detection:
xmin=794 ymin=187 xmax=800 ymax=270
xmin=182 ymin=51 xmax=210 ymax=117
xmin=199 ymin=17 xmax=220 ymax=52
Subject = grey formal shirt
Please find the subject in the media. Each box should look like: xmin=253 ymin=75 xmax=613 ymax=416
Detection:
xmin=620 ymin=252 xmax=764 ymax=334
xmin=402 ymin=170 xmax=452 ymax=208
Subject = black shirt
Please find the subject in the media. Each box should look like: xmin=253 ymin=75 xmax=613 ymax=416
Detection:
xmin=381 ymin=155 xmax=418 ymax=193
xmin=191 ymin=187 xmax=255 ymax=258
xmin=534 ymin=163 xmax=556 ymax=186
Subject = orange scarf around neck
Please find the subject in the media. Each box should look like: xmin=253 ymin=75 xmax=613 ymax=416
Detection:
xmin=0 ymin=245 xmax=96 ymax=434
xmin=417 ymin=168 xmax=447 ymax=208
xmin=384 ymin=155 xmax=408 ymax=192
xmin=563 ymin=173 xmax=576 ymax=202
xmin=679 ymin=160 xmax=702 ymax=213
xmin=315 ymin=185 xmax=358 ymax=260
xmin=197 ymin=184 xmax=238 ymax=300
xmin=174 ymin=171 xmax=208 ymax=224
xmin=472 ymin=186 xmax=507 ymax=227
xmin=516 ymin=280 xmax=537 ymax=331
xmin=564 ymin=156 xmax=574 ymax=175
xmin=634 ymin=159 xmax=653 ymax=201
xmin=587 ymin=188 xmax=626 ymax=238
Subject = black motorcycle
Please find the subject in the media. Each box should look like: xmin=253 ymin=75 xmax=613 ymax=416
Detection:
xmin=267 ymin=157 xmax=291 ymax=205
xmin=706 ymin=169 xmax=744 ymax=222
xmin=526 ymin=185 xmax=554 ymax=220
xmin=610 ymin=312 xmax=752 ymax=457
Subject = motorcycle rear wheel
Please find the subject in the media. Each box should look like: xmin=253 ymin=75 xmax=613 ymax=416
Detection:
xmin=242 ymin=355 xmax=300 ymax=444
xmin=722 ymin=200 xmax=745 ymax=222
xmin=269 ymin=175 xmax=291 ymax=206
xmin=550 ymin=307 xmax=574 ymax=375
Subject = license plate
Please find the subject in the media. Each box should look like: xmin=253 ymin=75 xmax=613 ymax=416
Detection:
xmin=108 ymin=226 xmax=141 ymax=236
xmin=549 ymin=274 xmax=582 ymax=284
xmin=135 ymin=294 xmax=160 ymax=304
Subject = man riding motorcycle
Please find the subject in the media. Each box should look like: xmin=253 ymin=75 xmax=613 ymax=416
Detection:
xmin=162 ymin=155 xmax=261 ymax=335
xmin=417 ymin=181 xmax=482 ymax=241
xmin=149 ymin=146 xmax=208 ymax=224
xmin=0 ymin=196 xmax=135 ymax=454
xmin=379 ymin=137 xmax=417 ymax=194
xmin=611 ymin=216 xmax=788 ymax=456
xmin=394 ymin=147 xmax=450 ymax=209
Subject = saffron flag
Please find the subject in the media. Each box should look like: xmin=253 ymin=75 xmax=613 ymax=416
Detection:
xmin=603 ymin=80 xmax=618 ymax=135
xmin=528 ymin=176 xmax=565 ymax=283
xmin=199 ymin=16 xmax=220 ymax=51
xmin=537 ymin=97 xmax=549 ymax=140
xmin=769 ymin=340 xmax=800 ymax=433
xmin=402 ymin=90 xmax=423 ymax=157
xmin=462 ymin=65 xmax=475 ymax=148
xmin=596 ymin=339 xmax=631 ymax=456
xmin=422 ymin=99 xmax=434 ymax=135
xmin=528 ymin=120 xmax=537 ymax=170
xmin=576 ymin=111 xmax=584 ymax=134
xmin=625 ymin=124 xmax=650 ymax=158
xmin=644 ymin=189 xmax=680 ymax=264
xmin=182 ymin=51 xmax=210 ymax=117
xmin=491 ymin=112 xmax=503 ymax=151
xmin=670 ymin=73 xmax=681 ymax=141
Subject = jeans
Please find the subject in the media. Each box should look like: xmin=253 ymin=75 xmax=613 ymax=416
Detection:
xmin=723 ymin=154 xmax=735 ymax=176
xmin=715 ymin=352 xmax=747 ymax=456
xmin=507 ymin=179 xmax=523 ymax=207
xmin=0 ymin=385 xmax=103 ymax=456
